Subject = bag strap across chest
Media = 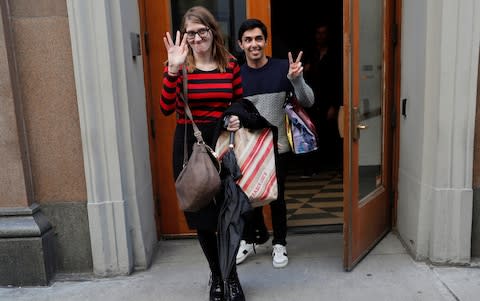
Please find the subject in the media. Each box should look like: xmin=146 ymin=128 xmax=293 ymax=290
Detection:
xmin=181 ymin=67 xmax=206 ymax=166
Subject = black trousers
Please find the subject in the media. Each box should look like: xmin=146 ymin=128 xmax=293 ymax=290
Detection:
xmin=172 ymin=122 xmax=223 ymax=278
xmin=242 ymin=152 xmax=289 ymax=246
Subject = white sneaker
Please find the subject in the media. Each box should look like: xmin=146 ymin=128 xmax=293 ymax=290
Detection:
xmin=236 ymin=240 xmax=255 ymax=264
xmin=272 ymin=244 xmax=288 ymax=268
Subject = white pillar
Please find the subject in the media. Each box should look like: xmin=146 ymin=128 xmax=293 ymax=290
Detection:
xmin=427 ymin=0 xmax=480 ymax=263
xmin=66 ymin=0 xmax=157 ymax=276
xmin=398 ymin=0 xmax=480 ymax=263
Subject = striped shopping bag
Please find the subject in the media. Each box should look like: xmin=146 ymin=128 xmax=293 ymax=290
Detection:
xmin=216 ymin=128 xmax=278 ymax=208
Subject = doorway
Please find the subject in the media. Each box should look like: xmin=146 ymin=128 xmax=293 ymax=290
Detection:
xmin=271 ymin=1 xmax=344 ymax=230
xmin=139 ymin=1 xmax=398 ymax=271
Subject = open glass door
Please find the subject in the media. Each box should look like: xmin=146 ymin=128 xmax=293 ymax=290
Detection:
xmin=342 ymin=0 xmax=395 ymax=270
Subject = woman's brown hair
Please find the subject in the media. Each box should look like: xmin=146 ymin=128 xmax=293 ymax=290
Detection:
xmin=180 ymin=6 xmax=232 ymax=72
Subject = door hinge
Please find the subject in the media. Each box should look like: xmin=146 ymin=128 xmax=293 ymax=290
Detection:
xmin=150 ymin=118 xmax=156 ymax=139
xmin=144 ymin=32 xmax=150 ymax=56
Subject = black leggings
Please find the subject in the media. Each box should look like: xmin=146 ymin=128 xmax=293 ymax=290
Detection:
xmin=197 ymin=229 xmax=221 ymax=276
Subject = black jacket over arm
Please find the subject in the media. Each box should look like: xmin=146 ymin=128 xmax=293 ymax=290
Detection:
xmin=214 ymin=98 xmax=278 ymax=146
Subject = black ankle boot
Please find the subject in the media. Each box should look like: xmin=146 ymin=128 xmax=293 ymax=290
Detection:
xmin=226 ymin=270 xmax=245 ymax=301
xmin=210 ymin=274 xmax=224 ymax=301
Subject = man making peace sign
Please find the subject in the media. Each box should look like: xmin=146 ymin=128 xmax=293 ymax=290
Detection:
xmin=236 ymin=19 xmax=315 ymax=269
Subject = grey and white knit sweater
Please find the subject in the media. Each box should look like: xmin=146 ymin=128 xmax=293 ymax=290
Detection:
xmin=240 ymin=58 xmax=314 ymax=154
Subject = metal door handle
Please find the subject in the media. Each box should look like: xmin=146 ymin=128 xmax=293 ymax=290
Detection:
xmin=352 ymin=107 xmax=367 ymax=140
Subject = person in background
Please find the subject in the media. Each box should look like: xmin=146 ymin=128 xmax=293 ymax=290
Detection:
xmin=235 ymin=18 xmax=314 ymax=268
xmin=304 ymin=23 xmax=343 ymax=174
xmin=160 ymin=6 xmax=244 ymax=301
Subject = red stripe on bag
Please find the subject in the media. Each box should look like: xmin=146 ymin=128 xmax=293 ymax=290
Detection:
xmin=260 ymin=174 xmax=277 ymax=201
xmin=239 ymin=129 xmax=270 ymax=175
xmin=240 ymin=138 xmax=273 ymax=191
xmin=238 ymin=130 xmax=270 ymax=185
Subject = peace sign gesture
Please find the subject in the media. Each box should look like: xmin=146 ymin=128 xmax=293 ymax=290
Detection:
xmin=287 ymin=51 xmax=304 ymax=80
xmin=163 ymin=30 xmax=188 ymax=74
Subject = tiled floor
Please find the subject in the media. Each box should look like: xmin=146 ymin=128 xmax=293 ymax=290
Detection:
xmin=285 ymin=170 xmax=343 ymax=227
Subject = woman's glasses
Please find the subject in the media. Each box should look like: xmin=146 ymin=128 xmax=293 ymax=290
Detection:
xmin=184 ymin=27 xmax=210 ymax=40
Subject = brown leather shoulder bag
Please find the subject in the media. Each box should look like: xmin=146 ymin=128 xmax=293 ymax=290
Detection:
xmin=175 ymin=68 xmax=221 ymax=212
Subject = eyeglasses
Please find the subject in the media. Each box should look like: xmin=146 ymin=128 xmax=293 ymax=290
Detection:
xmin=184 ymin=27 xmax=210 ymax=40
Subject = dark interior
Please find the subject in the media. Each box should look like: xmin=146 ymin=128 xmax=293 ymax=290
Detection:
xmin=271 ymin=1 xmax=343 ymax=61
xmin=272 ymin=1 xmax=344 ymax=230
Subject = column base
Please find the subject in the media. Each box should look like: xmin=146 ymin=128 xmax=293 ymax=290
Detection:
xmin=0 ymin=204 xmax=55 ymax=286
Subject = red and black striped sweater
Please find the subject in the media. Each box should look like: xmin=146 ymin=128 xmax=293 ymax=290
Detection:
xmin=160 ymin=59 xmax=243 ymax=124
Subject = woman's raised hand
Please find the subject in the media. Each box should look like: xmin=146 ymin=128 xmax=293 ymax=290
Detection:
xmin=163 ymin=30 xmax=188 ymax=74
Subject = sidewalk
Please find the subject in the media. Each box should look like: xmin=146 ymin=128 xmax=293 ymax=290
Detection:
xmin=2 ymin=232 xmax=480 ymax=301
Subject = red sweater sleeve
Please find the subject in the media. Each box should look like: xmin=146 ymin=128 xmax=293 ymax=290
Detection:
xmin=231 ymin=60 xmax=243 ymax=101
xmin=160 ymin=66 xmax=181 ymax=116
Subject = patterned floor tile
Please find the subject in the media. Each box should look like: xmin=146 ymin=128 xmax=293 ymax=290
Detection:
xmin=285 ymin=170 xmax=344 ymax=227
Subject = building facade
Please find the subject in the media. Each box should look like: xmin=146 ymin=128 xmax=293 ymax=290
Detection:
xmin=0 ymin=0 xmax=479 ymax=286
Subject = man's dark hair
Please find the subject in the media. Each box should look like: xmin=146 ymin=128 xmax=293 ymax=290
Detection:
xmin=238 ymin=18 xmax=268 ymax=41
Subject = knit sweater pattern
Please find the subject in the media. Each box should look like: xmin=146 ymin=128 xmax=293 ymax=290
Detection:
xmin=241 ymin=58 xmax=314 ymax=153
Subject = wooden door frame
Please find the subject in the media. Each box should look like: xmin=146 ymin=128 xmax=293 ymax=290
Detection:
xmin=139 ymin=0 xmax=191 ymax=237
xmin=391 ymin=0 xmax=402 ymax=229
xmin=246 ymin=0 xmax=271 ymax=56
xmin=138 ymin=0 xmax=160 ymax=238
xmin=342 ymin=0 xmax=353 ymax=266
